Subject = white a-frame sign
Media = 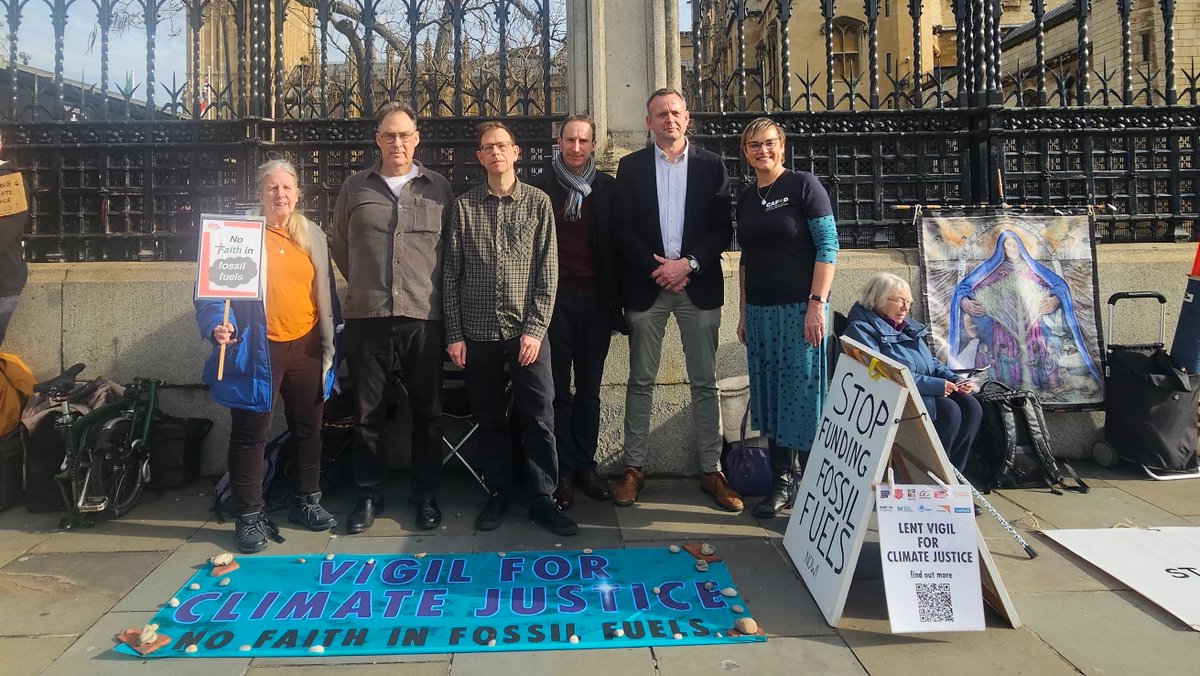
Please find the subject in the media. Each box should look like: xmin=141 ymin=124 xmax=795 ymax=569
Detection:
xmin=782 ymin=336 xmax=1020 ymax=629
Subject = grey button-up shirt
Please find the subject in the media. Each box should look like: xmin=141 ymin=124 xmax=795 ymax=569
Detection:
xmin=332 ymin=160 xmax=453 ymax=320
xmin=444 ymin=179 xmax=557 ymax=344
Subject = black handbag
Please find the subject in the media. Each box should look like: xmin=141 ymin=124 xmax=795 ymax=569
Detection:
xmin=721 ymin=406 xmax=773 ymax=497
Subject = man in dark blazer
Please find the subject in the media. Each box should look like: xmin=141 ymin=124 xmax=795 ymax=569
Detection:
xmin=610 ymin=88 xmax=739 ymax=511
xmin=538 ymin=114 xmax=626 ymax=511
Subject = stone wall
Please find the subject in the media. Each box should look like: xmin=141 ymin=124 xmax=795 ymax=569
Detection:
xmin=4 ymin=243 xmax=1194 ymax=478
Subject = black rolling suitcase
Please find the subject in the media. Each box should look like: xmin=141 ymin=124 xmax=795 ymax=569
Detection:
xmin=1091 ymin=292 xmax=1200 ymax=479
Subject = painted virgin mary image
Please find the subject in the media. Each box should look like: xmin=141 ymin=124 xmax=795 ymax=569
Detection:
xmin=947 ymin=230 xmax=1102 ymax=399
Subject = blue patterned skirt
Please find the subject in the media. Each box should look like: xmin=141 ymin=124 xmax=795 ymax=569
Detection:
xmin=744 ymin=302 xmax=828 ymax=450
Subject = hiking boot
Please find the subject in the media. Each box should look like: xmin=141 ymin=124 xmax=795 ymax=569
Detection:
xmin=289 ymin=492 xmax=337 ymax=531
xmin=700 ymin=471 xmax=744 ymax=512
xmin=612 ymin=466 xmax=644 ymax=507
xmin=476 ymin=491 xmax=510 ymax=531
xmin=235 ymin=512 xmax=284 ymax=554
xmin=529 ymin=497 xmax=579 ymax=536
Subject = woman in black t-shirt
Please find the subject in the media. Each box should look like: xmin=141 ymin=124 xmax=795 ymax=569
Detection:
xmin=736 ymin=117 xmax=839 ymax=518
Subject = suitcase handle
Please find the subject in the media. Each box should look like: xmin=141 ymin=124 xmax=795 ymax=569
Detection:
xmin=1107 ymin=291 xmax=1167 ymax=305
xmin=1107 ymin=291 xmax=1167 ymax=347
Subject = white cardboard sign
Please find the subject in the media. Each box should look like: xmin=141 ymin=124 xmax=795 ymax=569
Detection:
xmin=1043 ymin=526 xmax=1200 ymax=631
xmin=783 ymin=352 xmax=907 ymax=626
xmin=195 ymin=214 xmax=266 ymax=300
xmin=877 ymin=483 xmax=985 ymax=633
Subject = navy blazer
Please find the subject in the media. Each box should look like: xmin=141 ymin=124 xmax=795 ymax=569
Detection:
xmin=612 ymin=143 xmax=733 ymax=312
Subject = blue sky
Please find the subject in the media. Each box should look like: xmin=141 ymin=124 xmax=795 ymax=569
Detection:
xmin=8 ymin=2 xmax=695 ymax=98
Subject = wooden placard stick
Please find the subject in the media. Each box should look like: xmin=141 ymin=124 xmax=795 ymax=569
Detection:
xmin=217 ymin=300 xmax=230 ymax=381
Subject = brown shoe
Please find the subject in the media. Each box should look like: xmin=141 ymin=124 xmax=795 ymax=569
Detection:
xmin=700 ymin=471 xmax=744 ymax=512
xmin=612 ymin=467 xmax=644 ymax=507
xmin=575 ymin=469 xmax=612 ymax=501
xmin=552 ymin=476 xmax=575 ymax=511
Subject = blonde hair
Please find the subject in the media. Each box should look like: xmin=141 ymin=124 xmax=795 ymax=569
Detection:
xmin=740 ymin=117 xmax=786 ymax=148
xmin=859 ymin=272 xmax=910 ymax=311
xmin=255 ymin=158 xmax=311 ymax=255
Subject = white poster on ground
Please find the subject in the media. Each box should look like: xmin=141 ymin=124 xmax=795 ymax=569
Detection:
xmin=782 ymin=353 xmax=907 ymax=626
xmin=876 ymin=483 xmax=984 ymax=633
xmin=1043 ymin=527 xmax=1200 ymax=631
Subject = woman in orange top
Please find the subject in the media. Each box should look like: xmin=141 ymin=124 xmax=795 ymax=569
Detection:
xmin=195 ymin=159 xmax=339 ymax=554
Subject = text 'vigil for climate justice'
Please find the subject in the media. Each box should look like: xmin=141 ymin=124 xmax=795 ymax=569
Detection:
xmin=156 ymin=552 xmax=752 ymax=655
xmin=795 ymin=371 xmax=891 ymax=577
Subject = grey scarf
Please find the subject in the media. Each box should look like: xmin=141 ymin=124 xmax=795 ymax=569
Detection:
xmin=552 ymin=153 xmax=596 ymax=222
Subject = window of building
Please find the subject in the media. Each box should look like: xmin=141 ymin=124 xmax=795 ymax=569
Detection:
xmin=1141 ymin=33 xmax=1151 ymax=63
xmin=884 ymin=0 xmax=890 ymax=18
xmin=830 ymin=17 xmax=864 ymax=81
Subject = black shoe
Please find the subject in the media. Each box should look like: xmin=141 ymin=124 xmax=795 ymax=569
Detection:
xmin=414 ymin=499 xmax=442 ymax=530
xmin=476 ymin=492 xmax=510 ymax=531
xmin=529 ymin=497 xmax=579 ymax=537
xmin=752 ymin=473 xmax=799 ymax=518
xmin=235 ymin=512 xmax=285 ymax=554
xmin=289 ymin=492 xmax=337 ymax=531
xmin=346 ymin=497 xmax=382 ymax=535
xmin=974 ymin=504 xmax=983 ymax=517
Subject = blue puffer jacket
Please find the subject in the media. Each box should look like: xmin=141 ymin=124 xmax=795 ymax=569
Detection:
xmin=842 ymin=301 xmax=958 ymax=421
xmin=195 ymin=219 xmax=339 ymax=413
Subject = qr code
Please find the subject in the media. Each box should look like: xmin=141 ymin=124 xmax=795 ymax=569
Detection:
xmin=915 ymin=582 xmax=954 ymax=623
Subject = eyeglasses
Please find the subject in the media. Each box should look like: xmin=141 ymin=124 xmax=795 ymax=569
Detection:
xmin=479 ymin=141 xmax=515 ymax=154
xmin=378 ymin=131 xmax=417 ymax=144
xmin=745 ymin=138 xmax=781 ymax=152
xmin=887 ymin=296 xmax=913 ymax=307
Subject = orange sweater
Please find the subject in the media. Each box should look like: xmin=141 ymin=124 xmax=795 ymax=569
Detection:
xmin=265 ymin=228 xmax=318 ymax=342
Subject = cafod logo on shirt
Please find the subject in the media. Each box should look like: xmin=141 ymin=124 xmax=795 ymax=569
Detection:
xmin=763 ymin=196 xmax=789 ymax=212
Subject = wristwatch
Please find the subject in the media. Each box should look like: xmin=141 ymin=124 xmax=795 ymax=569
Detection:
xmin=686 ymin=256 xmax=700 ymax=273
xmin=808 ymin=293 xmax=826 ymax=303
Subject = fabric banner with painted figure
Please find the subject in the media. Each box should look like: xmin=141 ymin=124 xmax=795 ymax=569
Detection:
xmin=115 ymin=547 xmax=764 ymax=658
xmin=917 ymin=208 xmax=1104 ymax=409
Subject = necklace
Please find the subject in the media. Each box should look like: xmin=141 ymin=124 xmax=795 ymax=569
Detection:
xmin=268 ymin=227 xmax=287 ymax=254
xmin=757 ymin=181 xmax=776 ymax=206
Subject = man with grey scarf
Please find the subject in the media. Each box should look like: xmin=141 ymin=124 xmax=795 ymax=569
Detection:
xmin=537 ymin=114 xmax=626 ymax=511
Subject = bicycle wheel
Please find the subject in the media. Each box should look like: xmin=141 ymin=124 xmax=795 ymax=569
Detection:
xmin=92 ymin=416 xmax=146 ymax=517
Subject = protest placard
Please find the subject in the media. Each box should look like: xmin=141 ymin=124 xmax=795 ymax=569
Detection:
xmin=195 ymin=214 xmax=266 ymax=379
xmin=877 ymin=483 xmax=984 ymax=633
xmin=0 ymin=172 xmax=28 ymax=217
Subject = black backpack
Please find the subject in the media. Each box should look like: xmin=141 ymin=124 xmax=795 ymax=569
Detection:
xmin=971 ymin=382 xmax=1089 ymax=494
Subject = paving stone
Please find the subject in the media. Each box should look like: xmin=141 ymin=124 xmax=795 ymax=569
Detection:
xmin=111 ymin=542 xmax=225 ymax=613
xmin=983 ymin=531 xmax=1128 ymax=594
xmin=1019 ymin=590 xmax=1200 ymax=676
xmin=654 ymin=636 xmax=867 ymax=675
xmin=613 ymin=479 xmax=769 ymax=541
xmin=839 ymin=579 xmax=1079 ymax=675
xmin=637 ymin=537 xmax=836 ymax=638
xmin=326 ymin=534 xmax=477 ymax=556
xmin=449 ymin=647 xmax=655 ymax=676
xmin=250 ymin=652 xmax=451 ymax=668
xmin=31 ymin=492 xmax=213 ymax=553
xmin=0 ymin=530 xmax=52 ymax=567
xmin=39 ymin=610 xmax=250 ymax=676
xmin=971 ymin=490 xmax=1062 ymax=536
xmin=1103 ymin=475 xmax=1200 ymax=518
xmin=473 ymin=493 xmax=623 ymax=553
xmin=0 ymin=636 xmax=76 ymax=676
xmin=998 ymin=486 xmax=1189 ymax=529
xmin=0 ymin=550 xmax=168 ymax=635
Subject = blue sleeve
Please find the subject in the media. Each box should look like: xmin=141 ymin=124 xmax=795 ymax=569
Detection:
xmin=841 ymin=320 xmax=880 ymax=351
xmin=808 ymin=214 xmax=838 ymax=265
xmin=912 ymin=372 xmax=950 ymax=397
xmin=194 ymin=297 xmax=237 ymax=345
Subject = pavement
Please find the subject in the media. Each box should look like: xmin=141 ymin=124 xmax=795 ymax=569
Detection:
xmin=2 ymin=462 xmax=1199 ymax=676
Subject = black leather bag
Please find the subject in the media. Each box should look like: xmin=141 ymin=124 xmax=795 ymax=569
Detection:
xmin=971 ymin=382 xmax=1088 ymax=494
xmin=721 ymin=407 xmax=773 ymax=497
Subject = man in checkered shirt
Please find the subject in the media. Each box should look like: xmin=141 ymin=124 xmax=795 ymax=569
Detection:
xmin=444 ymin=121 xmax=578 ymax=537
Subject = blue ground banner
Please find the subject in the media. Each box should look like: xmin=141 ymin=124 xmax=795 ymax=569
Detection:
xmin=116 ymin=547 xmax=765 ymax=658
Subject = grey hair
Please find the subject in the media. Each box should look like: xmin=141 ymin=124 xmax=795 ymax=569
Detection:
xmin=254 ymin=158 xmax=311 ymax=255
xmin=859 ymin=272 xmax=910 ymax=311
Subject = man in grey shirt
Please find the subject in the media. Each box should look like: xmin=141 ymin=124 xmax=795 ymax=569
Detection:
xmin=332 ymin=102 xmax=453 ymax=534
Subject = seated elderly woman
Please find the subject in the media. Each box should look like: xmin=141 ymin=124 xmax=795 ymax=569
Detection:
xmin=842 ymin=272 xmax=982 ymax=472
